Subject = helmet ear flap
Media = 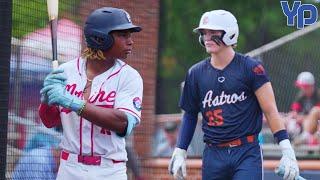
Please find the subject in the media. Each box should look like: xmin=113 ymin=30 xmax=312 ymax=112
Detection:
xmin=199 ymin=35 xmax=205 ymax=47
xmin=84 ymin=28 xmax=114 ymax=50
xmin=103 ymin=34 xmax=114 ymax=50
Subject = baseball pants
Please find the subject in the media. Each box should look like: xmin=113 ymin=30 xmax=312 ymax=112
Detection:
xmin=56 ymin=151 xmax=127 ymax=180
xmin=202 ymin=141 xmax=263 ymax=180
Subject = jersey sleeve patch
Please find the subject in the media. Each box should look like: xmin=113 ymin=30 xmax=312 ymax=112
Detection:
xmin=133 ymin=97 xmax=142 ymax=111
xmin=252 ymin=64 xmax=265 ymax=75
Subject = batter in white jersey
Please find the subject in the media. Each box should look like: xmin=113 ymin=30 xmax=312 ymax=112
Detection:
xmin=39 ymin=7 xmax=143 ymax=180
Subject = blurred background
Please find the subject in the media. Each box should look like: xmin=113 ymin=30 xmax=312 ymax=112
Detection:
xmin=0 ymin=0 xmax=320 ymax=179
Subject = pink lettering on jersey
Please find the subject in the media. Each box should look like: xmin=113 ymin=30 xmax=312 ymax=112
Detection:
xmin=89 ymin=90 xmax=116 ymax=105
xmin=61 ymin=84 xmax=115 ymax=114
xmin=66 ymin=84 xmax=83 ymax=98
xmin=66 ymin=84 xmax=76 ymax=94
xmin=98 ymin=90 xmax=116 ymax=103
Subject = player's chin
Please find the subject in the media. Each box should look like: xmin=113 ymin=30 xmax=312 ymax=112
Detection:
xmin=205 ymin=48 xmax=218 ymax=54
xmin=205 ymin=45 xmax=218 ymax=52
xmin=120 ymin=55 xmax=128 ymax=59
xmin=120 ymin=51 xmax=131 ymax=59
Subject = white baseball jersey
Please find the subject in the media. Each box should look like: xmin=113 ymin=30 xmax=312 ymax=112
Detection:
xmin=58 ymin=57 xmax=143 ymax=161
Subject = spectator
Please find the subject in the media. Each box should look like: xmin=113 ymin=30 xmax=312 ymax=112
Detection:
xmin=290 ymin=72 xmax=320 ymax=118
xmin=294 ymin=106 xmax=320 ymax=146
xmin=12 ymin=135 xmax=60 ymax=180
xmin=287 ymin=72 xmax=320 ymax=137
xmin=154 ymin=121 xmax=179 ymax=157
xmin=126 ymin=135 xmax=144 ymax=180
xmin=24 ymin=126 xmax=62 ymax=151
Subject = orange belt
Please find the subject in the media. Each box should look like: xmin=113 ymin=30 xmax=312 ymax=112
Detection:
xmin=206 ymin=135 xmax=256 ymax=148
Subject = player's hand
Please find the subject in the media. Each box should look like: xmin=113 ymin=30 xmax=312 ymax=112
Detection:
xmin=40 ymin=83 xmax=84 ymax=112
xmin=40 ymin=93 xmax=49 ymax=104
xmin=278 ymin=139 xmax=299 ymax=180
xmin=43 ymin=69 xmax=67 ymax=86
xmin=168 ymin=147 xmax=187 ymax=179
xmin=41 ymin=69 xmax=67 ymax=104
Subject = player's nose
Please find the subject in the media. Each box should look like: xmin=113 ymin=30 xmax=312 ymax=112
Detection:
xmin=126 ymin=36 xmax=133 ymax=45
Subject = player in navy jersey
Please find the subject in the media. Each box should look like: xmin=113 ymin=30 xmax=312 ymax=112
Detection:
xmin=168 ymin=10 xmax=300 ymax=180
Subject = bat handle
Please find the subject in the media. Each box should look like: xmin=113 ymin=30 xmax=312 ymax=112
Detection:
xmin=52 ymin=60 xmax=59 ymax=70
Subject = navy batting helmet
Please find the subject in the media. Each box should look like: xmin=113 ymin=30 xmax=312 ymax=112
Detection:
xmin=84 ymin=7 xmax=142 ymax=51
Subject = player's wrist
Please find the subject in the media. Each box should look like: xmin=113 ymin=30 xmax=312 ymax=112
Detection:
xmin=273 ymin=129 xmax=289 ymax=144
xmin=173 ymin=147 xmax=187 ymax=158
xmin=68 ymin=98 xmax=85 ymax=112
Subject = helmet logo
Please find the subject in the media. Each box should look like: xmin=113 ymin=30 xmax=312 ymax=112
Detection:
xmin=124 ymin=11 xmax=132 ymax=23
xmin=91 ymin=36 xmax=104 ymax=45
xmin=202 ymin=16 xmax=209 ymax=25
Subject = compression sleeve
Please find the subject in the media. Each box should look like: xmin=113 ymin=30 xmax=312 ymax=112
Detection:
xmin=116 ymin=112 xmax=138 ymax=137
xmin=176 ymin=112 xmax=198 ymax=150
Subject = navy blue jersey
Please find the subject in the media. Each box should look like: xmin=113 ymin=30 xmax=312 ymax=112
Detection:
xmin=179 ymin=53 xmax=270 ymax=144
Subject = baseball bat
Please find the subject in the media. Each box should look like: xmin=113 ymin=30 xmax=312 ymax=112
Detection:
xmin=275 ymin=166 xmax=307 ymax=180
xmin=46 ymin=0 xmax=59 ymax=70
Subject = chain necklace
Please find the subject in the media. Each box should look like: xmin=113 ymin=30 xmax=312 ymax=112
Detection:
xmin=83 ymin=60 xmax=118 ymax=94
xmin=87 ymin=78 xmax=93 ymax=82
xmin=83 ymin=79 xmax=92 ymax=93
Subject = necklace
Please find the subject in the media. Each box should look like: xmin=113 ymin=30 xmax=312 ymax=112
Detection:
xmin=83 ymin=80 xmax=92 ymax=93
xmin=87 ymin=78 xmax=93 ymax=82
xmin=83 ymin=60 xmax=118 ymax=94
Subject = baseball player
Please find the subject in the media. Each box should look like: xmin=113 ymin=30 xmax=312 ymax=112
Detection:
xmin=168 ymin=10 xmax=300 ymax=180
xmin=38 ymin=7 xmax=143 ymax=180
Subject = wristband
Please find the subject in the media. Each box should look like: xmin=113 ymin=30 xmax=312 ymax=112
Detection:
xmin=273 ymin=129 xmax=289 ymax=144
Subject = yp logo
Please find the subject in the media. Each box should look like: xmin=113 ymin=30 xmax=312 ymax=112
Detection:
xmin=281 ymin=1 xmax=318 ymax=29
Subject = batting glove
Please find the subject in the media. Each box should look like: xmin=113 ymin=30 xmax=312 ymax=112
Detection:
xmin=278 ymin=139 xmax=299 ymax=180
xmin=168 ymin=147 xmax=187 ymax=179
xmin=41 ymin=69 xmax=67 ymax=104
xmin=43 ymin=69 xmax=67 ymax=86
xmin=41 ymin=83 xmax=85 ymax=113
xmin=40 ymin=93 xmax=49 ymax=104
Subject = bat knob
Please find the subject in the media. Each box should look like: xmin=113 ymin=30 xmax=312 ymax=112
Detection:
xmin=52 ymin=60 xmax=59 ymax=70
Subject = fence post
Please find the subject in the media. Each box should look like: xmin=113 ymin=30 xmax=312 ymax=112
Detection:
xmin=0 ymin=0 xmax=12 ymax=179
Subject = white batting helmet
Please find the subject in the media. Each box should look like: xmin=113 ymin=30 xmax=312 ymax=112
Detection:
xmin=193 ymin=10 xmax=239 ymax=46
xmin=295 ymin=71 xmax=315 ymax=88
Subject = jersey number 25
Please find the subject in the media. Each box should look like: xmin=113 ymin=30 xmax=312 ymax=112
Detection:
xmin=205 ymin=109 xmax=224 ymax=126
